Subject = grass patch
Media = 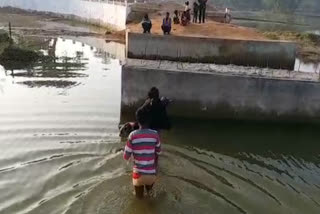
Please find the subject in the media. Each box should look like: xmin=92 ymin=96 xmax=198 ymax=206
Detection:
xmin=263 ymin=31 xmax=320 ymax=63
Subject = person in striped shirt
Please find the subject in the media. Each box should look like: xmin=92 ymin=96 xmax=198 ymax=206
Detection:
xmin=123 ymin=108 xmax=161 ymax=198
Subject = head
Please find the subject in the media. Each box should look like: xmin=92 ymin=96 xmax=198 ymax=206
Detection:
xmin=166 ymin=12 xmax=170 ymax=18
xmin=119 ymin=123 xmax=135 ymax=138
xmin=186 ymin=1 xmax=189 ymax=6
xmin=148 ymin=87 xmax=159 ymax=100
xmin=174 ymin=10 xmax=178 ymax=15
xmin=136 ymin=107 xmax=150 ymax=128
xmin=144 ymin=14 xmax=149 ymax=20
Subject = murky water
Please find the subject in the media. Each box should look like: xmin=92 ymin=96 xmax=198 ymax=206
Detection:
xmin=1 ymin=36 xmax=320 ymax=214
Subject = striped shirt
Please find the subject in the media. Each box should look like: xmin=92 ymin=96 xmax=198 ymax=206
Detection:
xmin=123 ymin=129 xmax=161 ymax=175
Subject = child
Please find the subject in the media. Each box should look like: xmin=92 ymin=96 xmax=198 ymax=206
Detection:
xmin=185 ymin=1 xmax=190 ymax=12
xmin=181 ymin=11 xmax=188 ymax=26
xmin=173 ymin=10 xmax=180 ymax=24
xmin=123 ymin=108 xmax=161 ymax=198
xmin=184 ymin=1 xmax=191 ymax=23
xmin=193 ymin=2 xmax=199 ymax=23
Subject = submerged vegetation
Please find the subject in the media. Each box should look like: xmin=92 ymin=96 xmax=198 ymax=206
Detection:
xmin=263 ymin=31 xmax=320 ymax=62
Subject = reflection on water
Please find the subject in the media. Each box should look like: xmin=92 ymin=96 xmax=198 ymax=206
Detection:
xmin=17 ymin=80 xmax=80 ymax=88
xmin=1 ymin=36 xmax=320 ymax=214
xmin=0 ymin=37 xmax=122 ymax=214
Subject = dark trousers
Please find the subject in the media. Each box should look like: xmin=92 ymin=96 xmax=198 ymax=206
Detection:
xmin=193 ymin=12 xmax=198 ymax=23
xmin=135 ymin=184 xmax=154 ymax=198
xmin=142 ymin=23 xmax=151 ymax=33
xmin=161 ymin=25 xmax=171 ymax=35
xmin=199 ymin=7 xmax=206 ymax=23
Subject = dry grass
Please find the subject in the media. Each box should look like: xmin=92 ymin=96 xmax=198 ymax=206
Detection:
xmin=263 ymin=31 xmax=320 ymax=63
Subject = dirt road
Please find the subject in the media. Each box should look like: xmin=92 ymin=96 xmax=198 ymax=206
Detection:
xmin=128 ymin=14 xmax=267 ymax=41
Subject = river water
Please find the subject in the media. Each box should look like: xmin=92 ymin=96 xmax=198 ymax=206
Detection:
xmin=0 ymin=36 xmax=320 ymax=214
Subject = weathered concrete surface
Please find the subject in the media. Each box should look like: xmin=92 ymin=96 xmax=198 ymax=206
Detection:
xmin=0 ymin=0 xmax=130 ymax=30
xmin=127 ymin=32 xmax=297 ymax=70
xmin=122 ymin=59 xmax=320 ymax=122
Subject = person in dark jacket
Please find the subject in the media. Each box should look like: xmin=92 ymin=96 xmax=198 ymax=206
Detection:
xmin=140 ymin=87 xmax=171 ymax=131
xmin=198 ymin=0 xmax=207 ymax=23
xmin=185 ymin=1 xmax=191 ymax=23
xmin=193 ymin=2 xmax=199 ymax=23
xmin=141 ymin=14 xmax=152 ymax=33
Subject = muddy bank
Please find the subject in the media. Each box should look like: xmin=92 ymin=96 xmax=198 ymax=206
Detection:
xmin=0 ymin=8 xmax=125 ymax=43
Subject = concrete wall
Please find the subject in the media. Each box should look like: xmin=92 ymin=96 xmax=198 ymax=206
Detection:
xmin=0 ymin=0 xmax=130 ymax=30
xmin=122 ymin=62 xmax=320 ymax=122
xmin=127 ymin=32 xmax=296 ymax=70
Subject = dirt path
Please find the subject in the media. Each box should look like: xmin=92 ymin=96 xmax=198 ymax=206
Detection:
xmin=128 ymin=14 xmax=267 ymax=41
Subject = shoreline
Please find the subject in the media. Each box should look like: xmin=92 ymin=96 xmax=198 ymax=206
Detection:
xmin=0 ymin=6 xmax=319 ymax=64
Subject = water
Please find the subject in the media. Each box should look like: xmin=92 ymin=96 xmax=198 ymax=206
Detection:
xmin=1 ymin=36 xmax=320 ymax=214
xmin=232 ymin=12 xmax=320 ymax=33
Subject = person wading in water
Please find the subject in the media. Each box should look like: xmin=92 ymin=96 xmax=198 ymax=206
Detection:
xmin=123 ymin=108 xmax=161 ymax=198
